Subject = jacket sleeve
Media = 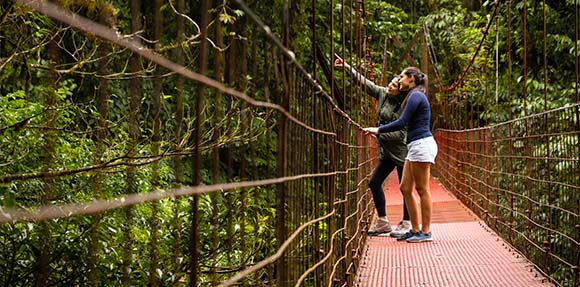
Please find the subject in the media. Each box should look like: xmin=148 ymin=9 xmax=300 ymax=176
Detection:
xmin=378 ymin=130 xmax=406 ymax=142
xmin=347 ymin=67 xmax=384 ymax=100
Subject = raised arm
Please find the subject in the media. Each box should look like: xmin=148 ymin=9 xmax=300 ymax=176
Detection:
xmin=334 ymin=56 xmax=383 ymax=99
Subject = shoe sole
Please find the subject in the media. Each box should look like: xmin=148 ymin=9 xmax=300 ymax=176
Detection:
xmin=396 ymin=236 xmax=414 ymax=241
xmin=407 ymin=237 xmax=433 ymax=243
xmin=368 ymin=230 xmax=392 ymax=236
xmin=390 ymin=232 xmax=409 ymax=238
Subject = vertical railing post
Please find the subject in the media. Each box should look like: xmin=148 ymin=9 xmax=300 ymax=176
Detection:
xmin=124 ymin=0 xmax=141 ymax=284
xmin=190 ymin=1 xmax=210 ymax=286
xmin=421 ymin=29 xmax=429 ymax=95
xmin=238 ymin=14 xmax=249 ymax=282
xmin=522 ymin=0 xmax=535 ymax=261
xmin=326 ymin=0 xmax=336 ymax=284
xmin=309 ymin=0 xmax=322 ymax=284
xmin=491 ymin=127 xmax=499 ymax=231
xmin=505 ymin=0 xmax=515 ymax=244
xmin=150 ymin=0 xmax=163 ymax=284
xmin=173 ymin=0 xmax=184 ymax=281
xmin=275 ymin=2 xmax=290 ymax=286
xmin=540 ymin=0 xmax=554 ymax=275
xmin=264 ymin=42 xmax=277 ymax=284
xmin=210 ymin=2 xmax=225 ymax=283
xmin=574 ymin=0 xmax=580 ymax=285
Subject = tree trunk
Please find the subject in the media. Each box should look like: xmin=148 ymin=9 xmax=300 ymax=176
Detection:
xmin=35 ymin=28 xmax=60 ymax=287
xmin=88 ymin=6 xmax=115 ymax=285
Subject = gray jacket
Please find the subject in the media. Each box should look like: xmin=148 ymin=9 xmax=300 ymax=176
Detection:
xmin=348 ymin=67 xmax=408 ymax=165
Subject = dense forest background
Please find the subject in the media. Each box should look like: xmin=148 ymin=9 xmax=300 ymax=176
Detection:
xmin=1 ymin=0 xmax=579 ymax=286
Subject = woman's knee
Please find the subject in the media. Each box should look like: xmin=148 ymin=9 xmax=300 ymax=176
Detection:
xmin=415 ymin=185 xmax=430 ymax=196
xmin=368 ymin=179 xmax=381 ymax=191
xmin=400 ymin=185 xmax=413 ymax=196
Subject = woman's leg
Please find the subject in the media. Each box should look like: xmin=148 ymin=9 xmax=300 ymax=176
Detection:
xmin=399 ymin=160 xmax=420 ymax=232
xmin=395 ymin=164 xmax=410 ymax=221
xmin=368 ymin=160 xmax=395 ymax=217
xmin=409 ymin=161 xmax=432 ymax=233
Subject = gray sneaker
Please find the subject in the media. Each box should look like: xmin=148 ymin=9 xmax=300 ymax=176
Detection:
xmin=390 ymin=220 xmax=411 ymax=238
xmin=368 ymin=218 xmax=392 ymax=236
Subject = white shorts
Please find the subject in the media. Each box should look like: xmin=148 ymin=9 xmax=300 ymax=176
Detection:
xmin=406 ymin=136 xmax=438 ymax=163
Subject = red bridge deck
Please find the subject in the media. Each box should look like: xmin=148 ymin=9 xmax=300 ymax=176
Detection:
xmin=355 ymin=172 xmax=552 ymax=287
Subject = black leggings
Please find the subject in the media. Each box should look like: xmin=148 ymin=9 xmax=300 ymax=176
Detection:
xmin=368 ymin=158 xmax=410 ymax=220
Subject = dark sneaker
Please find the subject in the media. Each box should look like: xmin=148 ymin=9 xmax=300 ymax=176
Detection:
xmin=368 ymin=218 xmax=392 ymax=236
xmin=390 ymin=220 xmax=412 ymax=238
xmin=406 ymin=231 xmax=433 ymax=243
xmin=396 ymin=230 xmax=418 ymax=241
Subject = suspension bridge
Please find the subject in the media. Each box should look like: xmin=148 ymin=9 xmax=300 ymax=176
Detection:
xmin=0 ymin=0 xmax=578 ymax=286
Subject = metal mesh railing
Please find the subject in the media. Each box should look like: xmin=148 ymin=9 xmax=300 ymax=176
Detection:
xmin=431 ymin=0 xmax=580 ymax=285
xmin=4 ymin=0 xmax=579 ymax=286
xmin=0 ymin=0 xmax=378 ymax=286
xmin=434 ymin=105 xmax=580 ymax=285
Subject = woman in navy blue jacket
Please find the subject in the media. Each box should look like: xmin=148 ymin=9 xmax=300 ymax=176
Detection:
xmin=363 ymin=66 xmax=438 ymax=243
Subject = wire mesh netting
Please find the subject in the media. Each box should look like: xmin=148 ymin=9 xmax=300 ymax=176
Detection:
xmin=0 ymin=0 xmax=378 ymax=286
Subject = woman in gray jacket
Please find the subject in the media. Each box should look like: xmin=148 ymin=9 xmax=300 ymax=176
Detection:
xmin=334 ymin=56 xmax=411 ymax=237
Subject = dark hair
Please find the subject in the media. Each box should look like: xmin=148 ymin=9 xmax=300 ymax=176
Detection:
xmin=403 ymin=67 xmax=428 ymax=91
xmin=400 ymin=67 xmax=428 ymax=111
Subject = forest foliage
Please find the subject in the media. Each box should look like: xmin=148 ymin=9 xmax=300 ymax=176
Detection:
xmin=0 ymin=0 xmax=579 ymax=286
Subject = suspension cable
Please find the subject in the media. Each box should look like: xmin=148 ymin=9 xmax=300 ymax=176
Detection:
xmin=443 ymin=0 xmax=500 ymax=92
xmin=495 ymin=5 xmax=499 ymax=123
xmin=523 ymin=0 xmax=528 ymax=116
xmin=424 ymin=23 xmax=443 ymax=91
